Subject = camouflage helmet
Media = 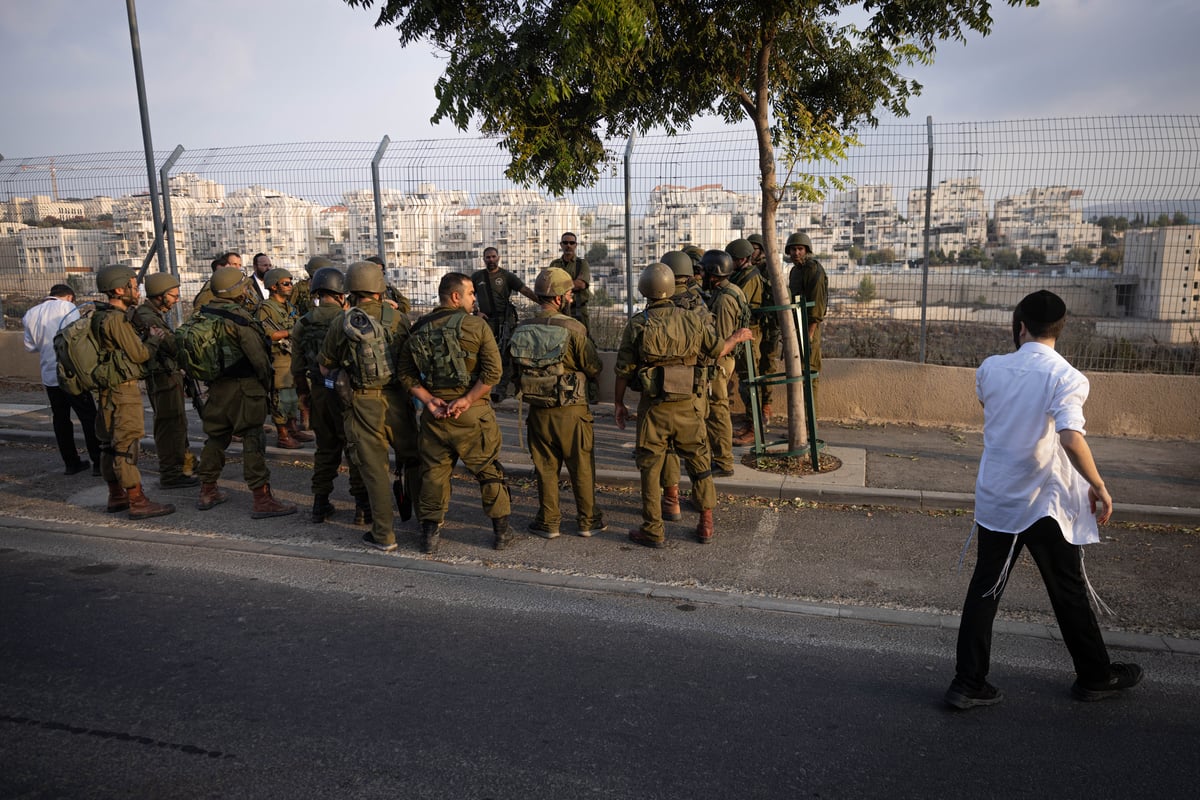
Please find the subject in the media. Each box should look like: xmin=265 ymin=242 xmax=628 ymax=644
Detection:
xmin=638 ymin=263 xmax=674 ymax=300
xmin=95 ymin=265 xmax=137 ymax=293
xmin=786 ymin=232 xmax=813 ymax=251
xmin=263 ymin=268 xmax=293 ymax=290
xmin=345 ymin=261 xmax=386 ymax=294
xmin=211 ymin=267 xmax=250 ymax=298
xmin=682 ymin=245 xmax=704 ymax=265
xmin=310 ymin=267 xmax=345 ymax=295
xmin=534 ymin=267 xmax=573 ymax=297
xmin=304 ymin=255 xmax=335 ymax=277
xmin=143 ymin=272 xmax=180 ymax=297
xmin=725 ymin=238 xmax=754 ymax=261
xmin=746 ymin=233 xmax=765 ymax=248
xmin=701 ymin=249 xmax=735 ymax=278
xmin=660 ymin=251 xmax=694 ymax=278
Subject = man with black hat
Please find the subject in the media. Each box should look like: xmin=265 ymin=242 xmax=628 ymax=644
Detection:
xmin=944 ymin=290 xmax=1142 ymax=710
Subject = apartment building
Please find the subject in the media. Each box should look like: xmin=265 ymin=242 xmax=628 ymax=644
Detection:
xmin=992 ymin=186 xmax=1101 ymax=260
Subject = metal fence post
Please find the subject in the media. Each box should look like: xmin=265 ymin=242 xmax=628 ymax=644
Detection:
xmin=919 ymin=116 xmax=934 ymax=364
xmin=624 ymin=133 xmax=636 ymax=317
xmin=126 ymin=0 xmax=167 ymax=275
xmin=159 ymin=144 xmax=185 ymax=326
xmin=372 ymin=136 xmax=391 ymax=265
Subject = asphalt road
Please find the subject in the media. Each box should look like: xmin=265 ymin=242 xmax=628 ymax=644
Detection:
xmin=3 ymin=525 xmax=1198 ymax=799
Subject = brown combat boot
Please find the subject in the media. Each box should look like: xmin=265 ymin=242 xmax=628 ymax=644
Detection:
xmin=275 ymin=424 xmax=303 ymax=450
xmin=250 ymin=483 xmax=297 ymax=519
xmin=288 ymin=419 xmax=314 ymax=443
xmin=695 ymin=509 xmax=714 ymax=544
xmin=127 ymin=484 xmax=175 ymax=520
xmin=106 ymin=481 xmax=130 ymax=513
xmin=662 ymin=485 xmax=682 ymax=522
xmin=761 ymin=404 xmax=772 ymax=422
xmin=197 ymin=482 xmax=229 ymax=511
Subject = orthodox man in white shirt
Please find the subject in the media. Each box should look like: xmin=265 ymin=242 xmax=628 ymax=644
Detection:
xmin=23 ymin=283 xmax=101 ymax=475
xmin=945 ymin=290 xmax=1143 ymax=709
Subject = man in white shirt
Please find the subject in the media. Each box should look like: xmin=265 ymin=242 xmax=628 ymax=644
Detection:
xmin=22 ymin=284 xmax=101 ymax=475
xmin=945 ymin=290 xmax=1142 ymax=709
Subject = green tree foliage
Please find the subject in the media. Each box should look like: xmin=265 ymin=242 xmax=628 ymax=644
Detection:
xmin=863 ymin=247 xmax=896 ymax=266
xmin=344 ymin=0 xmax=1038 ymax=446
xmin=1096 ymin=246 xmax=1124 ymax=269
xmin=585 ymin=242 xmax=609 ymax=264
xmin=1173 ymin=211 xmax=1190 ymax=226
xmin=847 ymin=245 xmax=864 ymax=263
xmin=855 ymin=275 xmax=877 ymax=303
xmin=958 ymin=245 xmax=987 ymax=266
xmin=993 ymin=248 xmax=1020 ymax=270
xmin=1064 ymin=246 xmax=1094 ymax=265
xmin=1019 ymin=246 xmax=1046 ymax=265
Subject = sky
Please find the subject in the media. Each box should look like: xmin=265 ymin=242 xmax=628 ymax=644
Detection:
xmin=1 ymin=0 xmax=1199 ymax=158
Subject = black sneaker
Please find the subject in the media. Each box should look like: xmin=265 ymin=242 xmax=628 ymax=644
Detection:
xmin=713 ymin=466 xmax=736 ymax=478
xmin=528 ymin=521 xmax=561 ymax=539
xmin=160 ymin=474 xmax=200 ymax=488
xmin=628 ymin=529 xmax=666 ymax=549
xmin=944 ymin=679 xmax=1004 ymax=710
xmin=1071 ymin=663 xmax=1143 ymax=702
xmin=91 ymin=462 xmax=101 ymax=477
xmin=64 ymin=460 xmax=90 ymax=476
xmin=578 ymin=521 xmax=607 ymax=537
xmin=361 ymin=531 xmax=397 ymax=552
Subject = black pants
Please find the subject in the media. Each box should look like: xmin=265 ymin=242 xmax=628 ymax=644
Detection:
xmin=46 ymin=384 xmax=101 ymax=468
xmin=954 ymin=516 xmax=1111 ymax=688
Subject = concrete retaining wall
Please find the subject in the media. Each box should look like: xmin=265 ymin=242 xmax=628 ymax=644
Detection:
xmin=4 ymin=331 xmax=1195 ymax=440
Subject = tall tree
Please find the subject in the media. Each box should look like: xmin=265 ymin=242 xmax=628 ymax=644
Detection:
xmin=344 ymin=0 xmax=1038 ymax=449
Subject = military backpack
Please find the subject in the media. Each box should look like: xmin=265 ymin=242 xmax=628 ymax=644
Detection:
xmin=340 ymin=305 xmax=396 ymax=389
xmin=409 ymin=310 xmax=472 ymax=391
xmin=175 ymin=306 xmax=255 ymax=382
xmin=637 ymin=306 xmax=704 ymax=402
xmin=508 ymin=322 xmax=586 ymax=408
xmin=53 ymin=305 xmax=139 ymax=394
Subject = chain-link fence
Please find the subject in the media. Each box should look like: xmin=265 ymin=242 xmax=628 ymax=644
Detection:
xmin=3 ymin=116 xmax=1198 ymax=373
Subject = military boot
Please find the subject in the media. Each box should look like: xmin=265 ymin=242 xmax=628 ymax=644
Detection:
xmin=250 ymin=484 xmax=297 ymax=519
xmin=311 ymin=493 xmax=335 ymax=523
xmin=662 ymin=485 xmax=683 ymax=522
xmin=127 ymin=485 xmax=176 ymax=520
xmin=492 ymin=516 xmax=515 ymax=550
xmin=353 ymin=495 xmax=372 ymax=525
xmin=275 ymin=424 xmax=303 ymax=450
xmin=695 ymin=509 xmax=714 ymax=544
xmin=106 ymin=481 xmax=130 ymax=513
xmin=197 ymin=482 xmax=229 ymax=511
xmin=419 ymin=521 xmax=442 ymax=555
xmin=288 ymin=419 xmax=314 ymax=443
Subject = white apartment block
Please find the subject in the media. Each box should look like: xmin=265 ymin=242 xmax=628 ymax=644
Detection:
xmin=1122 ymin=226 xmax=1200 ymax=321
xmin=993 ymin=186 xmax=1101 ymax=260
xmin=13 ymin=227 xmax=117 ymax=289
xmin=904 ymin=178 xmax=987 ymax=259
xmin=477 ymin=190 xmax=580 ymax=279
xmin=3 ymin=194 xmax=113 ymax=224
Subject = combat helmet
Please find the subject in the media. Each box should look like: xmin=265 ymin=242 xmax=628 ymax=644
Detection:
xmin=144 ymin=272 xmax=180 ymax=297
xmin=263 ymin=268 xmax=293 ymax=290
xmin=660 ymin=251 xmax=694 ymax=279
xmin=310 ymin=267 xmax=345 ymax=295
xmin=701 ymin=249 xmax=734 ymax=278
xmin=211 ymin=267 xmax=250 ymax=298
xmin=725 ymin=239 xmax=754 ymax=261
xmin=785 ymin=232 xmax=813 ymax=251
xmin=345 ymin=261 xmax=386 ymax=294
xmin=96 ymin=265 xmax=137 ymax=293
xmin=746 ymin=233 xmax=764 ymax=248
xmin=304 ymin=255 xmax=335 ymax=277
xmin=534 ymin=267 xmax=573 ymax=298
xmin=638 ymin=263 xmax=674 ymax=300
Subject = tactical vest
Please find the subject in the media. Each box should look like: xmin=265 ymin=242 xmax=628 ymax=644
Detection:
xmin=340 ymin=305 xmax=397 ymax=389
xmin=409 ymin=309 xmax=472 ymax=391
xmin=508 ymin=322 xmax=587 ymax=408
xmin=296 ymin=306 xmax=337 ymax=379
xmin=637 ymin=306 xmax=704 ymax=402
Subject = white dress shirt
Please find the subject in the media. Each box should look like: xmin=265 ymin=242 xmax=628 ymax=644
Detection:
xmin=974 ymin=341 xmax=1100 ymax=545
xmin=22 ymin=296 xmax=82 ymax=387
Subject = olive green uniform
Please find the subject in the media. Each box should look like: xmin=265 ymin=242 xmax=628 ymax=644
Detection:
xmin=661 ymin=280 xmax=714 ymax=489
xmin=615 ymin=300 xmax=724 ymax=540
xmin=193 ymin=278 xmax=260 ymax=317
xmin=548 ymin=256 xmax=591 ymax=333
xmin=788 ymin=256 xmax=829 ymax=411
xmin=196 ymin=299 xmax=274 ymax=489
xmin=93 ymin=303 xmax=156 ymax=488
xmin=291 ymin=304 xmax=365 ymax=501
xmin=131 ymin=301 xmax=192 ymax=484
xmin=730 ymin=264 xmax=768 ymax=412
xmin=289 ymin=279 xmax=313 ymax=317
xmin=472 ymin=266 xmax=527 ymax=398
xmin=397 ymin=307 xmax=509 ymax=525
xmin=706 ymin=280 xmax=749 ymax=472
xmin=257 ymin=296 xmax=300 ymax=426
xmin=319 ymin=299 xmax=420 ymax=548
xmin=511 ymin=308 xmax=603 ymax=531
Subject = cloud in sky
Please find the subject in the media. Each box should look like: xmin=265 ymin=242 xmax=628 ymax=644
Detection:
xmin=2 ymin=0 xmax=1198 ymax=157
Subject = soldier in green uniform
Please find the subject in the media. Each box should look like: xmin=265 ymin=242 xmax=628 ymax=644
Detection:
xmin=194 ymin=268 xmax=296 ymax=518
xmin=365 ymin=256 xmax=412 ymax=315
xmin=701 ymin=250 xmax=750 ymax=476
xmin=727 ymin=238 xmax=768 ymax=444
xmin=191 ymin=252 xmax=242 ymax=313
xmin=614 ymin=263 xmax=751 ymax=548
xmin=92 ymin=265 xmax=175 ymax=520
xmin=258 ymin=268 xmax=312 ymax=449
xmin=132 ymin=272 xmax=197 ymax=489
xmin=291 ymin=266 xmax=369 ymax=523
xmin=508 ymin=267 xmax=605 ymax=539
xmin=548 ymin=232 xmax=591 ymax=334
xmin=319 ymin=262 xmax=421 ymax=552
xmin=397 ymin=272 xmax=510 ymax=555
xmin=290 ymin=255 xmax=334 ymax=318
xmin=747 ymin=233 xmax=780 ymax=425
xmin=786 ymin=232 xmax=829 ymax=412
xmin=472 ymin=246 xmax=538 ymax=402
xmin=658 ymin=250 xmax=715 ymax=521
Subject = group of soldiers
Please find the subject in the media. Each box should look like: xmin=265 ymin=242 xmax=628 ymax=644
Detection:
xmin=74 ymin=229 xmax=826 ymax=553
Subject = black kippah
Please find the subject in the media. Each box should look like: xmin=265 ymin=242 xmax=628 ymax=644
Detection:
xmin=1017 ymin=290 xmax=1066 ymax=325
